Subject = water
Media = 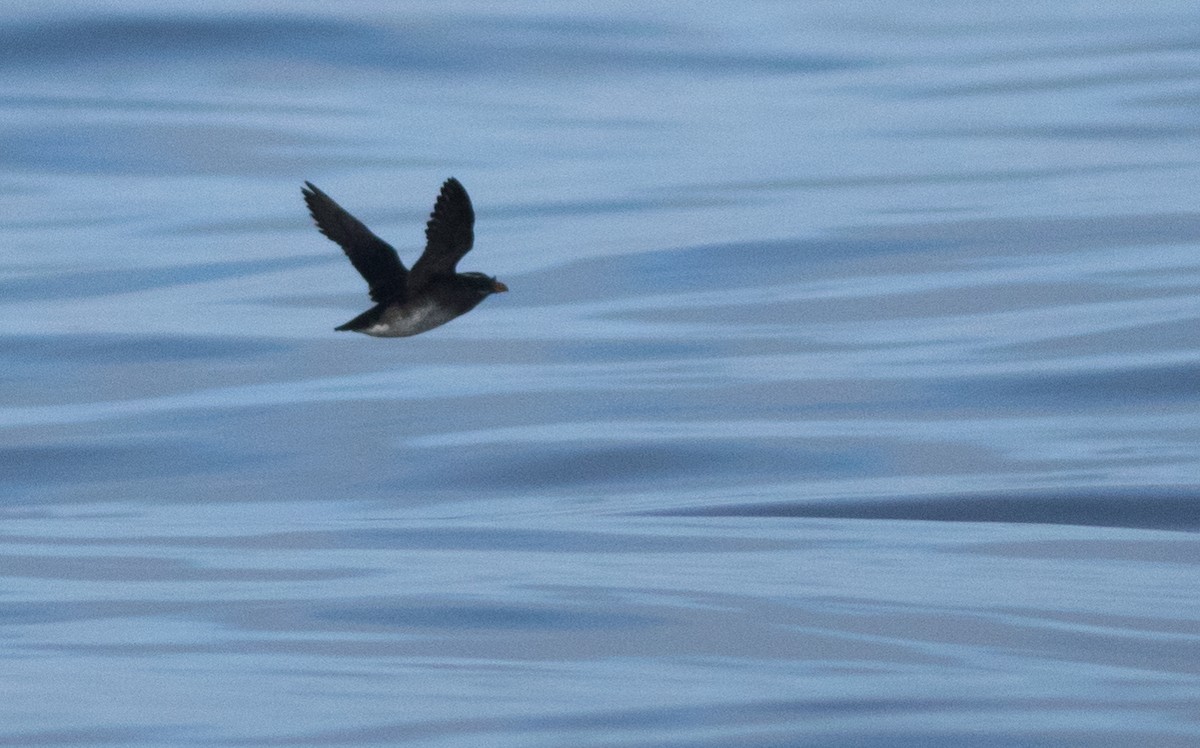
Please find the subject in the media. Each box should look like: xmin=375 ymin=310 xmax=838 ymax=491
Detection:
xmin=2 ymin=2 xmax=1199 ymax=745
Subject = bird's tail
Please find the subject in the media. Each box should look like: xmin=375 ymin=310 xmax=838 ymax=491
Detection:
xmin=335 ymin=305 xmax=385 ymax=332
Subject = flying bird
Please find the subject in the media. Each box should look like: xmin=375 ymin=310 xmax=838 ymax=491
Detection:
xmin=302 ymin=178 xmax=507 ymax=337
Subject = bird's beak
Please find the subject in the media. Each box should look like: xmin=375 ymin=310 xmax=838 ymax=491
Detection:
xmin=492 ymin=280 xmax=509 ymax=293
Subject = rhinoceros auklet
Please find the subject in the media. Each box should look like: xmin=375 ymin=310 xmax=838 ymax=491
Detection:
xmin=302 ymin=178 xmax=507 ymax=337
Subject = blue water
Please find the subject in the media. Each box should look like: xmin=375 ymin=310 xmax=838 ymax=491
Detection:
xmin=2 ymin=2 xmax=1200 ymax=745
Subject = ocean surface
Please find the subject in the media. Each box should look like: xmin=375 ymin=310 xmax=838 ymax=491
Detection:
xmin=2 ymin=2 xmax=1199 ymax=745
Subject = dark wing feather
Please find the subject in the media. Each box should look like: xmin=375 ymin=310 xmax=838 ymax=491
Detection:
xmin=408 ymin=177 xmax=475 ymax=292
xmin=302 ymin=182 xmax=408 ymax=303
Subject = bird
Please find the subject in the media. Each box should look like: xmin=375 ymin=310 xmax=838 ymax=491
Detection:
xmin=302 ymin=177 xmax=507 ymax=337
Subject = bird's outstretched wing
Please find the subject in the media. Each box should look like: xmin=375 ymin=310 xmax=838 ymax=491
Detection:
xmin=302 ymin=182 xmax=408 ymax=303
xmin=408 ymin=177 xmax=475 ymax=291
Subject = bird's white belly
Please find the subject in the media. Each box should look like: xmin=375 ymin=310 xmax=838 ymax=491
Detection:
xmin=364 ymin=299 xmax=460 ymax=337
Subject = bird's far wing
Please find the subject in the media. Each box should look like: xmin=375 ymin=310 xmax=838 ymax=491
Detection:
xmin=302 ymin=182 xmax=408 ymax=303
xmin=408 ymin=177 xmax=475 ymax=291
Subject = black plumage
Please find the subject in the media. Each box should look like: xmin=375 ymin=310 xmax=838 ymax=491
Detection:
xmin=302 ymin=178 xmax=507 ymax=337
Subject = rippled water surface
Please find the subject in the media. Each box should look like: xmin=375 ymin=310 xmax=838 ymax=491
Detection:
xmin=3 ymin=2 xmax=1200 ymax=745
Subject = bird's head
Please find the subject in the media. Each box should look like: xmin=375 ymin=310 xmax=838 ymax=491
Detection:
xmin=461 ymin=272 xmax=508 ymax=297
